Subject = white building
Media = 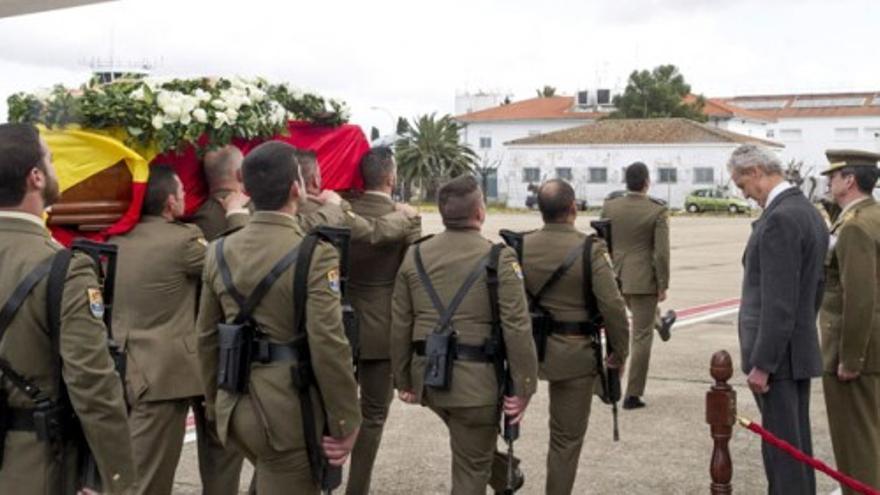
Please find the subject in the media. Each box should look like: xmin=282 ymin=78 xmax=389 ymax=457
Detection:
xmin=503 ymin=118 xmax=782 ymax=209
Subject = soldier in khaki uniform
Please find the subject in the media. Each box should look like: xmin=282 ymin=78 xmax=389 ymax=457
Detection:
xmin=819 ymin=149 xmax=880 ymax=493
xmin=293 ymin=149 xmax=420 ymax=240
xmin=190 ymin=144 xmax=250 ymax=241
xmin=391 ymin=175 xmax=538 ymax=494
xmin=0 ymin=123 xmax=135 ymax=494
xmin=346 ymin=147 xmax=421 ymax=494
xmin=521 ymin=179 xmax=629 ymax=494
xmin=197 ymin=141 xmax=361 ymax=494
xmin=601 ymin=161 xmax=674 ymax=410
xmin=109 ymin=165 xmax=208 ymax=495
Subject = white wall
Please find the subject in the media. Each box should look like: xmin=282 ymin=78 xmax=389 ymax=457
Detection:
xmin=709 ymin=117 xmax=769 ymax=138
xmin=501 ymin=144 xmax=754 ymax=209
xmin=766 ymin=115 xmax=880 ymax=174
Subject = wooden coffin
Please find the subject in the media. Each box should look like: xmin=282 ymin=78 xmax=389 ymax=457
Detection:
xmin=47 ymin=160 xmax=132 ymax=231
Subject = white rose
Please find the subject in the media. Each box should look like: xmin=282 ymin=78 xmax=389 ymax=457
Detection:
xmin=152 ymin=114 xmax=164 ymax=130
xmin=130 ymin=86 xmax=145 ymax=101
xmin=194 ymin=88 xmax=211 ymax=102
xmin=181 ymin=96 xmax=198 ymax=115
xmin=249 ymin=87 xmax=266 ymax=102
xmin=180 ymin=112 xmax=192 ymax=126
xmin=193 ymin=108 xmax=208 ymax=124
xmin=211 ymin=99 xmax=227 ymax=110
xmin=213 ymin=112 xmax=230 ymax=129
xmin=163 ymin=103 xmax=182 ymax=120
xmin=157 ymin=90 xmax=173 ymax=109
xmin=225 ymin=108 xmax=239 ymax=122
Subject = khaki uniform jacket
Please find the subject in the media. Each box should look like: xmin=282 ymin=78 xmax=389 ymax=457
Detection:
xmin=601 ymin=193 xmax=670 ymax=295
xmin=390 ymin=230 xmax=538 ymax=407
xmin=821 ymin=198 xmax=880 ymax=374
xmin=349 ymin=192 xmax=422 ymax=360
xmin=190 ymin=193 xmax=249 ymax=242
xmin=298 ymin=196 xmax=418 ymax=243
xmin=522 ymin=224 xmax=630 ymax=381
xmin=0 ymin=216 xmax=134 ymax=494
xmin=197 ymin=212 xmax=361 ymax=449
xmin=110 ymin=215 xmax=205 ymax=402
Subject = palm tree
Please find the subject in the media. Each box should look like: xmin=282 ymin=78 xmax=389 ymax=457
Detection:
xmin=395 ymin=113 xmax=478 ymax=201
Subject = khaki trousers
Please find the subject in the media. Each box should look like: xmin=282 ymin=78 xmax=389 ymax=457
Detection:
xmin=227 ymin=395 xmax=317 ymax=495
xmin=546 ymin=375 xmax=596 ymax=495
xmin=824 ymin=374 xmax=880 ymax=494
xmin=624 ymin=294 xmax=659 ymax=398
xmin=191 ymin=398 xmax=247 ymax=495
xmin=428 ymin=404 xmax=500 ymax=495
xmin=128 ymin=398 xmax=189 ymax=495
xmin=346 ymin=359 xmax=394 ymax=495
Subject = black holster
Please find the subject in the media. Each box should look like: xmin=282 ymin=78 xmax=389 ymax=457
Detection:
xmin=33 ymin=399 xmax=65 ymax=444
xmin=423 ymin=332 xmax=456 ymax=390
xmin=217 ymin=322 xmax=255 ymax=393
xmin=530 ymin=311 xmax=552 ymax=362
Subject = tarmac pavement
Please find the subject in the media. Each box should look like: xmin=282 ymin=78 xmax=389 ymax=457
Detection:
xmin=171 ymin=212 xmax=838 ymax=494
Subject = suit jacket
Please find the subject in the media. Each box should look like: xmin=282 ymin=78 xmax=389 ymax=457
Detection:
xmin=601 ymin=193 xmax=670 ymax=295
xmin=390 ymin=230 xmax=538 ymax=407
xmin=348 ymin=192 xmax=422 ymax=360
xmin=0 ymin=216 xmax=134 ymax=494
xmin=738 ymin=188 xmax=828 ymax=379
xmin=820 ymin=197 xmax=880 ymax=374
xmin=197 ymin=212 xmax=361 ymax=448
xmin=521 ymin=223 xmax=629 ymax=381
xmin=110 ymin=215 xmax=206 ymax=402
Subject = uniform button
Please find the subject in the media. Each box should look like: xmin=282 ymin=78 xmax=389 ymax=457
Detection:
xmin=112 ymin=474 xmax=120 ymax=481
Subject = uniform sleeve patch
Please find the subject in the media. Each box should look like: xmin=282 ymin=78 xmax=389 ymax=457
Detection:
xmin=327 ymin=269 xmax=341 ymax=293
xmin=87 ymin=288 xmax=105 ymax=319
xmin=511 ymin=261 xmax=524 ymax=280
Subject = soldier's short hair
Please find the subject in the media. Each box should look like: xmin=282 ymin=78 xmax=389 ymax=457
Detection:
xmin=203 ymin=145 xmax=242 ymax=189
xmin=142 ymin=165 xmax=180 ymax=216
xmin=727 ymin=144 xmax=783 ymax=176
xmin=243 ymin=141 xmax=302 ymax=211
xmin=537 ymin=179 xmax=575 ymax=222
xmin=438 ymin=174 xmax=482 ymax=226
xmin=0 ymin=123 xmax=45 ymax=207
xmin=360 ymin=146 xmax=395 ymax=190
xmin=625 ymin=162 xmax=649 ymax=192
xmin=839 ymin=165 xmax=880 ymax=194
xmin=294 ymin=149 xmax=318 ymax=185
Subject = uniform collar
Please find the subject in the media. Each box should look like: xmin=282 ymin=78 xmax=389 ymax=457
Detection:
xmin=838 ymin=195 xmax=872 ymax=218
xmin=831 ymin=196 xmax=874 ymax=232
xmin=0 ymin=212 xmax=51 ymax=239
xmin=364 ymin=190 xmax=393 ymax=201
xmin=542 ymin=222 xmax=576 ymax=232
xmin=251 ymin=210 xmax=301 ymax=230
xmin=0 ymin=210 xmax=46 ymax=229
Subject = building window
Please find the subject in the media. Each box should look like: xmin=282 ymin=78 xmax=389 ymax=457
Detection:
xmin=658 ymin=167 xmax=677 ymax=184
xmin=866 ymin=127 xmax=880 ymax=138
xmin=766 ymin=129 xmax=775 ymax=138
xmin=556 ymin=167 xmax=573 ymax=181
xmin=693 ymin=167 xmax=714 ymax=184
xmin=779 ymin=129 xmax=802 ymax=141
xmin=588 ymin=167 xmax=608 ymax=183
xmin=834 ymin=128 xmax=858 ymax=141
xmin=479 ymin=137 xmax=492 ymax=149
xmin=522 ymin=167 xmax=540 ymax=183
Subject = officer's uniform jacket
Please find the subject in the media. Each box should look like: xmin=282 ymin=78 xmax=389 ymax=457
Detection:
xmin=110 ymin=215 xmax=206 ymax=402
xmin=190 ymin=191 xmax=249 ymax=241
xmin=349 ymin=192 xmax=422 ymax=360
xmin=0 ymin=214 xmax=134 ymax=494
xmin=601 ymin=192 xmax=670 ymax=295
xmin=298 ymin=196 xmax=417 ymax=244
xmin=390 ymin=229 xmax=538 ymax=407
xmin=821 ymin=197 xmax=880 ymax=374
xmin=197 ymin=211 xmax=361 ymax=449
xmin=522 ymin=223 xmax=630 ymax=381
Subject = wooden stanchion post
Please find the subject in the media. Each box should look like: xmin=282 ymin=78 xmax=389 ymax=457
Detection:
xmin=706 ymin=350 xmax=735 ymax=494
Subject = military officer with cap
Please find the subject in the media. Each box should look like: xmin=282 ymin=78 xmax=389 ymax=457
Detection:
xmin=0 ymin=123 xmax=135 ymax=494
xmin=197 ymin=141 xmax=361 ymax=494
xmin=391 ymin=174 xmax=538 ymax=494
xmin=819 ymin=149 xmax=880 ymax=493
xmin=109 ymin=165 xmax=209 ymax=495
xmin=521 ymin=179 xmax=630 ymax=494
xmin=601 ymin=161 xmax=675 ymax=410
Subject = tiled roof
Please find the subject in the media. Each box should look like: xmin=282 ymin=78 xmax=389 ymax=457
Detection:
xmin=506 ymin=118 xmax=783 ymax=147
xmin=694 ymin=97 xmax=777 ymax=122
xmin=718 ymin=92 xmax=880 ymax=119
xmin=454 ymin=96 xmax=603 ymax=122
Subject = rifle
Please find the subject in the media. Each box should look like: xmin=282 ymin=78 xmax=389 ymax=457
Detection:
xmin=312 ymin=226 xmax=360 ymax=377
xmin=588 ymin=220 xmax=622 ymax=441
xmin=501 ymin=367 xmax=519 ymax=494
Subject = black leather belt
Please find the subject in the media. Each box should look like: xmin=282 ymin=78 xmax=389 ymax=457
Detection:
xmin=412 ymin=341 xmax=494 ymax=362
xmin=252 ymin=340 xmax=301 ymax=364
xmin=552 ymin=321 xmax=596 ymax=336
xmin=4 ymin=407 xmax=36 ymax=431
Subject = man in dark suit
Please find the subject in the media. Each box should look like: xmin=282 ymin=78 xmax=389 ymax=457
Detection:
xmin=728 ymin=144 xmax=828 ymax=495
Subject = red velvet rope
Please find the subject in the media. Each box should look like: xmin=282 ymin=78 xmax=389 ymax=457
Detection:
xmin=742 ymin=419 xmax=880 ymax=495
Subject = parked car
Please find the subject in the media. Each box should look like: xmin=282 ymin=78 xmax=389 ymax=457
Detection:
xmin=684 ymin=188 xmax=750 ymax=214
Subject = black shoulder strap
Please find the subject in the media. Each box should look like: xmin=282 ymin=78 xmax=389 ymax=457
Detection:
xmin=485 ymin=243 xmax=504 ymax=330
xmin=582 ymin=236 xmax=600 ymax=322
xmin=293 ymin=233 xmax=321 ymax=338
xmin=532 ymin=241 xmax=585 ymax=304
xmin=414 ymin=244 xmax=490 ymax=333
xmin=46 ymin=249 xmax=72 ymax=409
xmin=215 ymin=237 xmax=300 ymax=325
xmin=0 ymin=257 xmax=53 ymax=341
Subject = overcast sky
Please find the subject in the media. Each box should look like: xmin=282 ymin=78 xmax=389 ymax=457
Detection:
xmin=0 ymin=0 xmax=877 ymax=134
